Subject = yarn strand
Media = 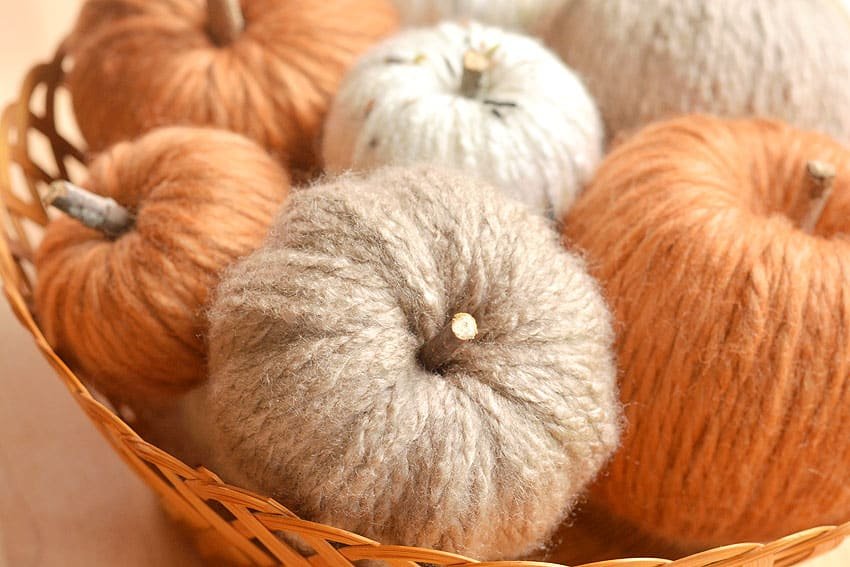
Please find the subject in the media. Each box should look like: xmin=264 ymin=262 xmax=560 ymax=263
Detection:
xmin=459 ymin=50 xmax=491 ymax=98
xmin=801 ymin=160 xmax=836 ymax=234
xmin=207 ymin=0 xmax=245 ymax=46
xmin=418 ymin=312 xmax=478 ymax=372
xmin=43 ymin=180 xmax=133 ymax=237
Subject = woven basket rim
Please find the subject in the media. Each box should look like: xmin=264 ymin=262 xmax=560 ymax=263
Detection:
xmin=1 ymin=44 xmax=849 ymax=567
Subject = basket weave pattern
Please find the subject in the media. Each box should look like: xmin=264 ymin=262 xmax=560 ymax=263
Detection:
xmin=1 ymin=47 xmax=849 ymax=567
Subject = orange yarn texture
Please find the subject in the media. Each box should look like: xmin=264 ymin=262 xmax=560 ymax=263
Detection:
xmin=564 ymin=115 xmax=850 ymax=546
xmin=34 ymin=126 xmax=290 ymax=405
xmin=65 ymin=0 xmax=398 ymax=172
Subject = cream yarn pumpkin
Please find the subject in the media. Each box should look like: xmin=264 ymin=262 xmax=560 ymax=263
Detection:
xmin=322 ymin=21 xmax=603 ymax=217
xmin=201 ymin=166 xmax=622 ymax=559
xmin=544 ymin=0 xmax=850 ymax=143
xmin=391 ymin=0 xmax=565 ymax=32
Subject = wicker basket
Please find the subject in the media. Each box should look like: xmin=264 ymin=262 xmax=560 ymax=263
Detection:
xmin=2 ymin=46 xmax=850 ymax=567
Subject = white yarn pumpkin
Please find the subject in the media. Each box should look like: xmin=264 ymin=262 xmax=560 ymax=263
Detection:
xmin=544 ymin=0 xmax=850 ymax=143
xmin=322 ymin=21 xmax=603 ymax=217
xmin=392 ymin=0 xmax=566 ymax=33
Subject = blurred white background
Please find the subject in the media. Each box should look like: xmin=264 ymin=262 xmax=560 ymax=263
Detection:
xmin=0 ymin=2 xmax=847 ymax=566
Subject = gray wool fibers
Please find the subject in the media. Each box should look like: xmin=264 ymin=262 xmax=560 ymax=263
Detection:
xmin=544 ymin=0 xmax=850 ymax=144
xmin=201 ymin=166 xmax=621 ymax=559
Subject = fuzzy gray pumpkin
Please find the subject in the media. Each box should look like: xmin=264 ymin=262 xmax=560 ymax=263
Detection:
xmin=202 ymin=166 xmax=621 ymax=559
xmin=545 ymin=0 xmax=850 ymax=143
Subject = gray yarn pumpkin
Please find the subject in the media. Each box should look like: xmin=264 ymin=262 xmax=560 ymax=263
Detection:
xmin=202 ymin=166 xmax=621 ymax=559
xmin=544 ymin=0 xmax=850 ymax=143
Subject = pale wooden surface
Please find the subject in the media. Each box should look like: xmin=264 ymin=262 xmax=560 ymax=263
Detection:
xmin=0 ymin=2 xmax=847 ymax=566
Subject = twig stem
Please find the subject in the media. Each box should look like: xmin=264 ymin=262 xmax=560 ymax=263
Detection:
xmin=801 ymin=160 xmax=836 ymax=234
xmin=460 ymin=50 xmax=491 ymax=98
xmin=418 ymin=312 xmax=478 ymax=372
xmin=44 ymin=181 xmax=133 ymax=237
xmin=207 ymin=0 xmax=244 ymax=45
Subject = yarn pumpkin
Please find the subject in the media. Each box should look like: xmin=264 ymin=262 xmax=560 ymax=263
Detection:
xmin=202 ymin=166 xmax=621 ymax=559
xmin=322 ymin=21 xmax=603 ymax=217
xmin=563 ymin=114 xmax=850 ymax=546
xmin=391 ymin=0 xmax=564 ymax=33
xmin=65 ymin=0 xmax=399 ymax=172
xmin=34 ymin=126 xmax=290 ymax=405
xmin=544 ymin=0 xmax=850 ymax=144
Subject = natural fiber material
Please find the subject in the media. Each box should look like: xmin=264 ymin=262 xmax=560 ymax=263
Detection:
xmin=544 ymin=0 xmax=850 ymax=143
xmin=322 ymin=21 xmax=602 ymax=217
xmin=34 ymin=126 xmax=290 ymax=405
xmin=66 ymin=0 xmax=398 ymax=171
xmin=4 ymin=44 xmax=850 ymax=567
xmin=202 ymin=166 xmax=621 ymax=559
xmin=391 ymin=0 xmax=564 ymax=32
xmin=563 ymin=114 xmax=850 ymax=546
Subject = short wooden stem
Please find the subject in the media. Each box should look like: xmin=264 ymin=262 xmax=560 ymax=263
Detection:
xmin=44 ymin=181 xmax=133 ymax=237
xmin=207 ymin=0 xmax=244 ymax=45
xmin=460 ymin=50 xmax=491 ymax=98
xmin=418 ymin=312 xmax=478 ymax=372
xmin=801 ymin=160 xmax=836 ymax=234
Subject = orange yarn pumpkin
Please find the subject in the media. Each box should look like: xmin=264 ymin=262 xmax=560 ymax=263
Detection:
xmin=564 ymin=115 xmax=850 ymax=546
xmin=65 ymin=0 xmax=398 ymax=172
xmin=34 ymin=126 xmax=290 ymax=405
